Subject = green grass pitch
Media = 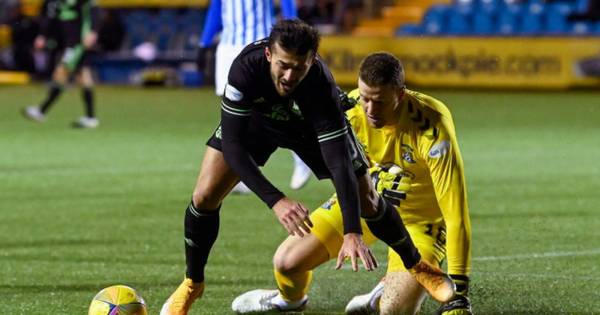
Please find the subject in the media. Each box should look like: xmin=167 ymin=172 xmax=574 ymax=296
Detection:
xmin=1 ymin=85 xmax=599 ymax=314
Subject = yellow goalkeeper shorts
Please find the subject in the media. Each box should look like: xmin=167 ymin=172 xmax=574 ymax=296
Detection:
xmin=310 ymin=196 xmax=446 ymax=272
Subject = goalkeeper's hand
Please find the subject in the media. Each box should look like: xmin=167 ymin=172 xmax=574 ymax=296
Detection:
xmin=435 ymin=275 xmax=472 ymax=315
xmin=369 ymin=164 xmax=411 ymax=206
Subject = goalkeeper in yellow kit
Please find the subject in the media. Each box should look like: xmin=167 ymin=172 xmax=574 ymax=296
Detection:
xmin=232 ymin=52 xmax=472 ymax=315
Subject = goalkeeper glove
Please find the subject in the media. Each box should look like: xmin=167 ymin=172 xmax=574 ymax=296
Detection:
xmin=369 ymin=164 xmax=411 ymax=206
xmin=435 ymin=275 xmax=472 ymax=315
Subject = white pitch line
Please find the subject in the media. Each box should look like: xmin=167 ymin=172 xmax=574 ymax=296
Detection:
xmin=474 ymin=248 xmax=600 ymax=261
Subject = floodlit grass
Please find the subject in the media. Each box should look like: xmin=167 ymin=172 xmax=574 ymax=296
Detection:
xmin=1 ymin=85 xmax=599 ymax=314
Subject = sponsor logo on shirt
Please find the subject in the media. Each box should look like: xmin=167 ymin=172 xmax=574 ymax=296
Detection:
xmin=320 ymin=197 xmax=336 ymax=210
xmin=401 ymin=145 xmax=416 ymax=164
xmin=429 ymin=140 xmax=451 ymax=158
xmin=225 ymin=84 xmax=243 ymax=102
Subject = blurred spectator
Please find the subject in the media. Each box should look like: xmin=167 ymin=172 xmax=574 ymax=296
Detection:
xmin=336 ymin=0 xmax=364 ymax=33
xmin=297 ymin=0 xmax=363 ymax=33
xmin=298 ymin=0 xmax=336 ymax=25
xmin=568 ymin=0 xmax=600 ymax=21
xmin=97 ymin=10 xmax=124 ymax=52
xmin=8 ymin=1 xmax=38 ymax=73
xmin=0 ymin=0 xmax=20 ymax=24
xmin=36 ymin=0 xmax=63 ymax=79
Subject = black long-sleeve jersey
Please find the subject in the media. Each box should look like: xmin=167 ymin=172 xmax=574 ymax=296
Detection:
xmin=56 ymin=0 xmax=97 ymax=43
xmin=38 ymin=0 xmax=62 ymax=43
xmin=219 ymin=39 xmax=363 ymax=234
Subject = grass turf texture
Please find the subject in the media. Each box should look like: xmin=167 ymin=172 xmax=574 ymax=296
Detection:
xmin=1 ymin=85 xmax=599 ymax=314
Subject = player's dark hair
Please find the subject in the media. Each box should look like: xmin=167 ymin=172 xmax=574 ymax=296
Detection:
xmin=359 ymin=52 xmax=405 ymax=89
xmin=268 ymin=19 xmax=320 ymax=56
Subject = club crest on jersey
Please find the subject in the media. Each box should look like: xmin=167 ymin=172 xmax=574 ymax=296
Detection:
xmin=225 ymin=84 xmax=243 ymax=101
xmin=429 ymin=140 xmax=451 ymax=158
xmin=401 ymin=144 xmax=416 ymax=164
xmin=320 ymin=197 xmax=336 ymax=210
xmin=291 ymin=101 xmax=303 ymax=117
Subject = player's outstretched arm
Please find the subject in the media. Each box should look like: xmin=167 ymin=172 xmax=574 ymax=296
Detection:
xmin=335 ymin=233 xmax=378 ymax=272
xmin=272 ymin=197 xmax=313 ymax=237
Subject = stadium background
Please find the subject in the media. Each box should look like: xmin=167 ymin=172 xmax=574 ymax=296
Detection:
xmin=1 ymin=0 xmax=599 ymax=314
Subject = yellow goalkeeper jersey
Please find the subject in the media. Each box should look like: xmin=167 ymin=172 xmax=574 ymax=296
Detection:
xmin=347 ymin=88 xmax=472 ymax=276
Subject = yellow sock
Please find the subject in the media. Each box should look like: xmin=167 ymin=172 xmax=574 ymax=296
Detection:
xmin=274 ymin=268 xmax=312 ymax=302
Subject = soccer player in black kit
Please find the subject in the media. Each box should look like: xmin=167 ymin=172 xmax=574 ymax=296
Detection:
xmin=160 ymin=20 xmax=454 ymax=315
xmin=23 ymin=0 xmax=99 ymax=128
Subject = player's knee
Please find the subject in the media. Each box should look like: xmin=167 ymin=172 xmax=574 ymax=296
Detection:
xmin=192 ymin=188 xmax=222 ymax=210
xmin=273 ymin=243 xmax=303 ymax=274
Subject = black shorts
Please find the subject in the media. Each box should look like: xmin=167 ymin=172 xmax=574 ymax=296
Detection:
xmin=206 ymin=122 xmax=368 ymax=180
xmin=59 ymin=21 xmax=89 ymax=72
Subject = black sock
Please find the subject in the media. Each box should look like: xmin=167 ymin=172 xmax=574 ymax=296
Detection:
xmin=184 ymin=201 xmax=220 ymax=283
xmin=364 ymin=198 xmax=421 ymax=269
xmin=40 ymin=83 xmax=63 ymax=114
xmin=82 ymin=87 xmax=95 ymax=118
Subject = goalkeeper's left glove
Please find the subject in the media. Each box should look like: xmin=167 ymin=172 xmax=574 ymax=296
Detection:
xmin=435 ymin=275 xmax=472 ymax=315
xmin=369 ymin=164 xmax=411 ymax=206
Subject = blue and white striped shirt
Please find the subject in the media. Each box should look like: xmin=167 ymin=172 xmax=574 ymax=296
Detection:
xmin=200 ymin=0 xmax=297 ymax=47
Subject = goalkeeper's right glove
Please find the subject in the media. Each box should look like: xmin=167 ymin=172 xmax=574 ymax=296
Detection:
xmin=369 ymin=164 xmax=411 ymax=206
xmin=435 ymin=275 xmax=472 ymax=315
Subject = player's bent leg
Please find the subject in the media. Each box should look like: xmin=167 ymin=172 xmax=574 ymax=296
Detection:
xmin=24 ymin=64 xmax=69 ymax=122
xmin=379 ymin=271 xmax=427 ymax=315
xmin=356 ymin=173 xmax=454 ymax=303
xmin=232 ymin=218 xmax=335 ymax=314
xmin=162 ymin=147 xmax=240 ymax=315
xmin=192 ymin=146 xmax=241 ymax=209
xmin=52 ymin=64 xmax=70 ymax=84
xmin=231 ymin=234 xmax=329 ymax=314
xmin=273 ymin=233 xmax=330 ymax=301
xmin=72 ymin=67 xmax=99 ymax=128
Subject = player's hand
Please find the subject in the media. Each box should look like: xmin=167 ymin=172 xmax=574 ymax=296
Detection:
xmin=83 ymin=31 xmax=98 ymax=49
xmin=435 ymin=275 xmax=472 ymax=315
xmin=335 ymin=233 xmax=378 ymax=272
xmin=272 ymin=197 xmax=313 ymax=237
xmin=369 ymin=164 xmax=411 ymax=206
xmin=34 ymin=35 xmax=46 ymax=50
